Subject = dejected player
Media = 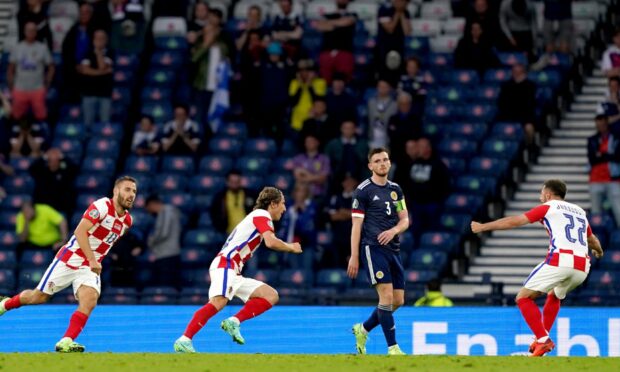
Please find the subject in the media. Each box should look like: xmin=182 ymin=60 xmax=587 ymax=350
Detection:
xmin=174 ymin=186 xmax=302 ymax=353
xmin=0 ymin=176 xmax=137 ymax=352
xmin=471 ymin=179 xmax=604 ymax=357
xmin=347 ymin=148 xmax=410 ymax=355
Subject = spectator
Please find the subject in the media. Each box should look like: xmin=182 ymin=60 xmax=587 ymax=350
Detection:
xmin=191 ymin=21 xmax=229 ymax=127
xmin=454 ymin=21 xmax=500 ymax=77
xmin=235 ymin=5 xmax=267 ymax=53
xmin=108 ymin=230 xmax=144 ymax=287
xmin=324 ymin=173 xmax=358 ymax=268
xmin=313 ymin=0 xmax=357 ymax=83
xmin=465 ymin=0 xmax=501 ymax=46
xmin=0 ymin=90 xmax=12 ymax=123
xmin=368 ymin=79 xmax=397 ymax=148
xmin=603 ymin=29 xmax=620 ymax=78
xmin=131 ymin=114 xmax=160 ymax=155
xmin=325 ymin=120 xmax=369 ymax=183
xmin=414 ymin=279 xmax=454 ymax=307
xmin=187 ymin=1 xmax=210 ymax=44
xmin=292 ymin=133 xmax=331 ymax=197
xmin=398 ymin=56 xmax=428 ymax=115
xmin=498 ymin=0 xmax=536 ymax=60
xmin=278 ymin=182 xmax=317 ymax=270
xmin=255 ymin=41 xmax=292 ymax=143
xmin=29 ymin=148 xmax=78 ymax=216
xmin=301 ymin=98 xmax=338 ymax=145
xmin=7 ymin=21 xmax=54 ymax=121
xmin=376 ymin=0 xmax=412 ymax=84
xmin=109 ymin=0 xmax=148 ymax=54
xmin=588 ymin=115 xmax=620 ymax=227
xmin=325 ymin=72 xmax=357 ymax=127
xmin=77 ymin=29 xmax=114 ymax=129
xmin=9 ymin=118 xmax=47 ymax=158
xmin=16 ymin=201 xmax=68 ymax=255
xmin=17 ymin=0 xmax=52 ymax=50
xmin=496 ymin=63 xmax=537 ymax=147
xmin=597 ymin=77 xmax=620 ymax=129
xmin=531 ymin=0 xmax=573 ymax=70
xmin=395 ymin=138 xmax=451 ymax=243
xmin=270 ymin=0 xmax=304 ymax=61
xmin=210 ymin=170 xmax=256 ymax=235
xmin=160 ymin=105 xmax=201 ymax=155
xmin=388 ymin=92 xmax=422 ymax=167
xmin=61 ymin=2 xmax=95 ymax=103
xmin=289 ymin=59 xmax=327 ymax=132
xmin=145 ymin=195 xmax=182 ymax=289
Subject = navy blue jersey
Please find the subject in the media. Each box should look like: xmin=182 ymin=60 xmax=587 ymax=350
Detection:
xmin=352 ymin=178 xmax=406 ymax=251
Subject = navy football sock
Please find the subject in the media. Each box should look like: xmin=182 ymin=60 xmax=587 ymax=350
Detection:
xmin=377 ymin=304 xmax=397 ymax=347
xmin=362 ymin=307 xmax=380 ymax=332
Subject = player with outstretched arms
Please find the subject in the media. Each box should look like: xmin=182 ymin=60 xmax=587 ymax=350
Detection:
xmin=347 ymin=148 xmax=410 ymax=355
xmin=0 ymin=176 xmax=137 ymax=352
xmin=174 ymin=186 xmax=302 ymax=353
xmin=471 ymin=179 xmax=604 ymax=357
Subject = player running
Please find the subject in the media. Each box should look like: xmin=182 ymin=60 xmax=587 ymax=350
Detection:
xmin=174 ymin=186 xmax=302 ymax=353
xmin=471 ymin=179 xmax=604 ymax=357
xmin=0 ymin=176 xmax=137 ymax=352
xmin=347 ymin=148 xmax=410 ymax=355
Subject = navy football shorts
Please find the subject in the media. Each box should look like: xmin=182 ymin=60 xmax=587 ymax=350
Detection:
xmin=360 ymin=245 xmax=405 ymax=290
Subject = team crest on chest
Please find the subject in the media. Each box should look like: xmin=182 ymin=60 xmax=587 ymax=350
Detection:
xmin=113 ymin=222 xmax=122 ymax=231
xmin=390 ymin=191 xmax=398 ymax=201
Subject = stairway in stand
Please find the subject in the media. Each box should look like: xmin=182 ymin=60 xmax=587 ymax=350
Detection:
xmin=464 ymin=68 xmax=605 ymax=296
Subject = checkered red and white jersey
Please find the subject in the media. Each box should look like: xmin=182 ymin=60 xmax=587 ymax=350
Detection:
xmin=214 ymin=209 xmax=274 ymax=274
xmin=56 ymin=197 xmax=132 ymax=269
xmin=525 ymin=200 xmax=592 ymax=272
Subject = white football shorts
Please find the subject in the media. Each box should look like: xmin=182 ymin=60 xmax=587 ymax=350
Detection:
xmin=208 ymin=260 xmax=264 ymax=302
xmin=523 ymin=262 xmax=587 ymax=299
xmin=36 ymin=259 xmax=101 ymax=299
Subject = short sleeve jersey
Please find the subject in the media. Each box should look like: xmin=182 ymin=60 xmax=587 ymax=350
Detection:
xmin=352 ymin=178 xmax=406 ymax=251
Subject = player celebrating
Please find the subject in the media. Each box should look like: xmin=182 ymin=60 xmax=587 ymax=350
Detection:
xmin=174 ymin=186 xmax=302 ymax=353
xmin=347 ymin=148 xmax=410 ymax=355
xmin=0 ymin=176 xmax=136 ymax=352
xmin=471 ymin=179 xmax=604 ymax=357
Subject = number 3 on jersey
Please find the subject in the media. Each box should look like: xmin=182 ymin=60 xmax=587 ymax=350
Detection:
xmin=385 ymin=202 xmax=391 ymax=215
xmin=563 ymin=213 xmax=586 ymax=246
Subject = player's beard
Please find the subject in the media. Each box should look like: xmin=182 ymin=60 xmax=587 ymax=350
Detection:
xmin=118 ymin=195 xmax=134 ymax=210
xmin=374 ymin=168 xmax=389 ymax=177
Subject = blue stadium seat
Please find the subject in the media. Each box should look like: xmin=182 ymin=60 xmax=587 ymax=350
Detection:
xmin=154 ymin=36 xmax=188 ymax=51
xmin=161 ymin=193 xmax=194 ymax=213
xmin=280 ymin=140 xmax=299 ymax=156
xmin=198 ymin=155 xmax=234 ymax=176
xmin=59 ymin=105 xmax=82 ymax=122
xmin=86 ymin=138 xmax=120 ymax=158
xmin=0 ymin=269 xmax=15 ymax=289
xmin=178 ymin=287 xmax=209 ymax=305
xmin=181 ymin=247 xmax=211 ymax=268
xmin=161 ymin=156 xmax=195 ymax=175
xmin=188 ymin=175 xmax=226 ymax=195
xmin=439 ymin=213 xmax=472 ymax=234
xmin=438 ymin=138 xmax=477 ymax=159
xmin=405 ymin=36 xmax=430 ymax=55
xmin=472 ymin=85 xmax=501 ymax=103
xmin=154 ymin=174 xmax=189 ymax=194
xmin=468 ymin=157 xmax=509 ymax=178
xmin=444 ymin=193 xmax=484 ymax=214
xmin=20 ymin=250 xmax=53 ymax=267
xmin=448 ymin=69 xmax=479 ymax=86
xmin=235 ymin=156 xmax=271 ymax=175
xmin=240 ymin=175 xmax=264 ymax=192
xmin=243 ymin=138 xmax=278 ymax=157
xmin=409 ymin=249 xmax=448 ymax=270
xmin=208 ymin=137 xmax=242 ymax=156
xmin=142 ymin=103 xmax=173 ymax=123
xmin=0 ymin=211 xmax=17 ymax=230
xmin=546 ymin=52 xmax=572 ymax=71
xmin=129 ymin=175 xmax=153 ymax=194
xmin=428 ymin=53 xmax=453 ymax=69
xmin=181 ymin=269 xmax=210 ymax=287
xmin=610 ymin=230 xmax=620 ymax=249
xmin=125 ymin=156 xmax=158 ymax=174
xmin=140 ymin=286 xmax=179 ymax=304
xmin=256 ymin=249 xmax=282 ymax=269
xmin=3 ymin=175 xmax=34 ymax=195
xmin=145 ymin=69 xmax=176 ymax=86
xmin=270 ymin=157 xmax=295 ymax=173
xmin=0 ymin=250 xmax=16 ymax=269
xmin=587 ymin=270 xmax=620 ymax=290
xmin=490 ymin=122 xmax=524 ymax=140
xmin=483 ymin=68 xmax=511 ymax=84
xmin=141 ymin=87 xmax=172 ymax=103
xmin=597 ymin=250 xmax=620 ymax=270
xmin=183 ymin=229 xmax=225 ymax=250
xmin=52 ymin=138 xmax=83 ymax=161
xmin=455 ymin=175 xmax=498 ymax=196
xmin=460 ymin=104 xmax=496 ymax=122
xmin=150 ymin=51 xmax=184 ymax=68
xmin=528 ymin=70 xmax=562 ymax=89
xmin=316 ymin=269 xmax=349 ymax=289
xmin=113 ymin=70 xmax=134 ymax=86
xmin=588 ymin=214 xmax=616 ymax=237
xmin=92 ymin=123 xmax=123 ymax=140
xmin=197 ymin=212 xmax=213 ymax=228
xmin=244 ymin=269 xmax=280 ymax=286
xmin=496 ymin=52 xmax=528 ymax=67
xmin=54 ymin=123 xmax=85 ymax=140
xmin=433 ymin=87 xmax=470 ymax=103
xmin=76 ymin=194 xmax=99 ymax=211
xmin=405 ymin=269 xmax=438 ymax=286
xmin=279 ymin=269 xmax=314 ymax=288
xmin=81 ymin=157 xmax=117 ymax=175
xmin=0 ymin=195 xmax=30 ymax=211
xmin=444 ymin=122 xmax=487 ymax=141
xmin=18 ymin=267 xmax=46 ymax=289
xmin=8 ymin=156 xmax=33 ymax=174
xmin=481 ymin=139 xmax=520 ymax=160
xmin=75 ymin=174 xmax=112 ymax=193
xmin=266 ymin=173 xmax=294 ymax=193
xmin=112 ymin=86 xmax=131 ymax=106
xmin=419 ymin=232 xmax=460 ymax=253
xmin=217 ymin=122 xmax=248 ymax=139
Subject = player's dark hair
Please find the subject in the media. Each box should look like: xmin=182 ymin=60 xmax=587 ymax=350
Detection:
xmin=427 ymin=279 xmax=441 ymax=292
xmin=114 ymin=175 xmax=138 ymax=188
xmin=368 ymin=147 xmax=390 ymax=162
xmin=543 ymin=179 xmax=567 ymax=199
xmin=254 ymin=187 xmax=283 ymax=210
xmin=595 ymin=114 xmax=608 ymax=122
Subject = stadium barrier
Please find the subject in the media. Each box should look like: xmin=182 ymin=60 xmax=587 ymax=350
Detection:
xmin=1 ymin=306 xmax=618 ymax=356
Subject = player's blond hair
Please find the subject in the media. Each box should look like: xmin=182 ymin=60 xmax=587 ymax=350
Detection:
xmin=254 ymin=187 xmax=283 ymax=210
xmin=114 ymin=175 xmax=138 ymax=188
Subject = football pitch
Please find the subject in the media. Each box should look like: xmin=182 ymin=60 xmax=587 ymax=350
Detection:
xmin=0 ymin=354 xmax=618 ymax=372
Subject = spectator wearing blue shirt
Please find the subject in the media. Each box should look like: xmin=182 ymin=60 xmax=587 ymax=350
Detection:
xmin=270 ymin=0 xmax=304 ymax=61
xmin=279 ymin=182 xmax=318 ymax=270
xmin=61 ymin=3 xmax=95 ymax=103
xmin=132 ymin=115 xmax=160 ymax=156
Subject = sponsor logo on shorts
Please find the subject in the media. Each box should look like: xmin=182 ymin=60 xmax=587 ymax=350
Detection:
xmin=48 ymin=281 xmax=55 ymax=290
xmin=376 ymin=271 xmax=384 ymax=279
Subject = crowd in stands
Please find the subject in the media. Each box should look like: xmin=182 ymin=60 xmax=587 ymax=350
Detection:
xmin=0 ymin=0 xmax=616 ymax=305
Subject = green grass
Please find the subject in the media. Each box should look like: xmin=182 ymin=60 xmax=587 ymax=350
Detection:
xmin=0 ymin=354 xmax=618 ymax=372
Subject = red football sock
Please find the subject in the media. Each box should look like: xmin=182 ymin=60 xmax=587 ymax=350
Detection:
xmin=63 ymin=311 xmax=89 ymax=340
xmin=517 ymin=298 xmax=548 ymax=339
xmin=4 ymin=294 xmax=22 ymax=310
xmin=234 ymin=298 xmax=273 ymax=323
xmin=183 ymin=303 xmax=219 ymax=339
xmin=542 ymin=292 xmax=561 ymax=332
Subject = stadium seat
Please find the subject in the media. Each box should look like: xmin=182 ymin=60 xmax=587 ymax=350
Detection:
xmin=0 ymin=269 xmax=15 ymax=290
xmin=444 ymin=122 xmax=487 ymax=142
xmin=468 ymin=157 xmax=509 ymax=179
xmin=8 ymin=156 xmax=33 ymax=174
xmin=125 ymin=156 xmax=158 ymax=174
xmin=490 ymin=122 xmax=524 ymax=141
xmin=181 ymin=269 xmax=211 ymax=287
xmin=441 ymin=157 xmax=467 ymax=176
xmin=217 ymin=122 xmax=248 ymax=140
xmin=240 ymin=175 xmax=264 ymax=192
xmin=483 ymin=68 xmax=511 ymax=84
xmin=92 ymin=123 xmax=124 ymax=140
xmin=472 ymin=85 xmax=501 ymax=103
xmin=597 ymin=250 xmax=620 ymax=270
xmin=150 ymin=51 xmax=184 ymax=68
xmin=18 ymin=268 xmax=46 ymax=289
xmin=279 ymin=269 xmax=314 ymax=288
xmin=142 ymin=103 xmax=173 ymax=123
xmin=178 ymin=287 xmax=209 ymax=305
xmin=0 ymin=195 xmax=31 ymax=211
xmin=265 ymin=173 xmax=294 ymax=192
xmin=199 ymin=155 xmax=234 ymax=175
xmin=421 ymin=1 xmax=452 ymax=20
xmin=161 ymin=156 xmax=195 ymax=175
xmin=439 ymin=213 xmax=472 ymax=235
xmin=188 ymin=175 xmax=226 ymax=195
xmin=235 ymin=156 xmax=271 ymax=175
xmin=425 ymin=103 xmax=456 ymax=123
xmin=305 ymin=0 xmax=337 ymax=19
xmin=113 ymin=70 xmax=135 ymax=86
xmin=0 ymin=211 xmax=17 ymax=230
xmin=243 ymin=138 xmax=278 ymax=157
xmin=461 ymin=104 xmax=496 ymax=122
xmin=208 ymin=137 xmax=242 ymax=157
xmin=154 ymin=174 xmax=189 ymax=194
xmin=405 ymin=269 xmax=438 ymax=287
xmin=197 ymin=212 xmax=213 ymax=228
xmin=587 ymin=270 xmax=619 ymax=290
xmin=427 ymin=53 xmax=453 ymax=68
xmin=183 ymin=229 xmax=225 ymax=250
xmin=20 ymin=250 xmax=54 ymax=268
xmin=76 ymin=194 xmax=99 ymax=211
xmin=411 ymin=19 xmax=441 ymax=37
xmin=154 ymin=35 xmax=188 ymax=51
xmin=3 ymin=175 xmax=35 ymax=195
xmin=161 ymin=193 xmax=194 ymax=213
xmin=528 ymin=70 xmax=562 ymax=89
xmin=180 ymin=247 xmax=210 ymax=268
xmin=430 ymin=35 xmax=459 ymax=53
xmin=153 ymin=17 xmax=187 ymax=36
xmin=270 ymin=157 xmax=295 ymax=173
xmin=141 ymin=87 xmax=172 ymax=105
xmin=112 ymin=86 xmax=131 ymax=106
xmin=140 ymin=286 xmax=179 ymax=304
xmin=496 ymin=52 xmax=528 ymax=67
xmin=81 ymin=157 xmax=117 ymax=175
xmin=316 ymin=269 xmax=349 ymax=289
xmin=244 ymin=269 xmax=280 ymax=287
xmin=419 ymin=232 xmax=460 ymax=254
xmin=455 ymin=175 xmax=498 ymax=196
xmin=438 ymin=138 xmax=478 ymax=159
xmin=442 ymin=17 xmax=465 ymax=35
xmin=405 ymin=36 xmax=430 ymax=55
xmin=86 ymin=138 xmax=120 ymax=158
xmin=444 ymin=193 xmax=484 ymax=214
xmin=433 ymin=87 xmax=469 ymax=103
xmin=0 ymin=251 xmax=16 ymax=269
xmin=54 ymin=123 xmax=85 ymax=140
xmin=409 ymin=249 xmax=448 ymax=271
xmin=481 ymin=139 xmax=520 ymax=160
xmin=75 ymin=174 xmax=112 ymax=193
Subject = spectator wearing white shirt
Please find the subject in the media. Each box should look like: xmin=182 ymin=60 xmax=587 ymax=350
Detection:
xmin=602 ymin=29 xmax=620 ymax=78
xmin=160 ymin=105 xmax=201 ymax=155
xmin=131 ymin=115 xmax=160 ymax=156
